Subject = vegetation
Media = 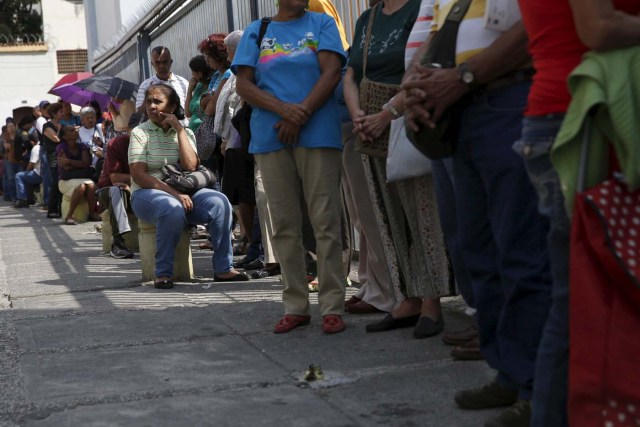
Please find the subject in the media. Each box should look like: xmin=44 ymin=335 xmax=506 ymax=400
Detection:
xmin=0 ymin=0 xmax=43 ymax=43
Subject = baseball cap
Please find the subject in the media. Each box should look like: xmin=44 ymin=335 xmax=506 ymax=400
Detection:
xmin=38 ymin=100 xmax=51 ymax=110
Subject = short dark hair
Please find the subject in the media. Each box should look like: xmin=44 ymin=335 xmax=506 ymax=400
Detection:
xmin=1 ymin=126 xmax=6 ymax=133
xmin=144 ymin=84 xmax=185 ymax=120
xmin=18 ymin=116 xmax=33 ymax=127
xmin=5 ymin=117 xmax=15 ymax=124
xmin=47 ymin=102 xmax=63 ymax=117
xmin=151 ymin=46 xmax=170 ymax=57
xmin=189 ymin=55 xmax=212 ymax=76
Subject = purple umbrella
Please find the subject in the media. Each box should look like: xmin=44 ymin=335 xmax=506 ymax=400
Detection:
xmin=49 ymin=83 xmax=112 ymax=111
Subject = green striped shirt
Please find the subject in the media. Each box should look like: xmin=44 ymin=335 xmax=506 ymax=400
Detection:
xmin=128 ymin=120 xmax=198 ymax=193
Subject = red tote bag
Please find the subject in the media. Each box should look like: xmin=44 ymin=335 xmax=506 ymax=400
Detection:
xmin=569 ymin=170 xmax=640 ymax=425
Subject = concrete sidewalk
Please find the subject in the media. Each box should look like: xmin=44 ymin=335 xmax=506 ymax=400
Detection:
xmin=0 ymin=201 xmax=497 ymax=426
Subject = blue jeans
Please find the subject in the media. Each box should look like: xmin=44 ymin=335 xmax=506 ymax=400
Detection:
xmin=514 ymin=115 xmax=569 ymax=427
xmin=431 ymin=158 xmax=474 ymax=308
xmin=3 ymin=161 xmax=20 ymax=201
xmin=131 ymin=188 xmax=234 ymax=278
xmin=453 ymin=82 xmax=552 ymax=400
xmin=15 ymin=169 xmax=42 ymax=201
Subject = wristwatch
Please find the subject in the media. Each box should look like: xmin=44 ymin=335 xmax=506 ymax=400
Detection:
xmin=382 ymin=102 xmax=401 ymax=119
xmin=457 ymin=62 xmax=477 ymax=89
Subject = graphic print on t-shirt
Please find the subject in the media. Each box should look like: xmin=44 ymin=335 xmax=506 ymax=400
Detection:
xmin=259 ymin=32 xmax=319 ymax=64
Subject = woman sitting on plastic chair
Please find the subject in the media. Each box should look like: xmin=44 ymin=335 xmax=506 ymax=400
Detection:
xmin=128 ymin=83 xmax=249 ymax=289
xmin=57 ymin=125 xmax=100 ymax=225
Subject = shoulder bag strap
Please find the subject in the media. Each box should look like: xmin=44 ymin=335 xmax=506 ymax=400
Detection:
xmin=422 ymin=0 xmax=473 ymax=68
xmin=362 ymin=3 xmax=381 ymax=80
xmin=257 ymin=17 xmax=272 ymax=49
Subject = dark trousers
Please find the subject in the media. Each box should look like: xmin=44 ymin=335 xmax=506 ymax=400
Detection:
xmin=452 ymin=81 xmax=552 ymax=400
xmin=514 ymin=115 xmax=570 ymax=426
xmin=46 ymin=153 xmax=61 ymax=215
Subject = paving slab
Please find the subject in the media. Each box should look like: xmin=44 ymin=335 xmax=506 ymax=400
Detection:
xmin=15 ymin=306 xmax=233 ymax=352
xmin=23 ymin=385 xmax=357 ymax=427
xmin=20 ymin=337 xmax=283 ymax=404
xmin=325 ymin=361 xmax=500 ymax=427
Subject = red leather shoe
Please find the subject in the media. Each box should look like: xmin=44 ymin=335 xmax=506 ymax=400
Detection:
xmin=322 ymin=314 xmax=345 ymax=334
xmin=273 ymin=314 xmax=311 ymax=334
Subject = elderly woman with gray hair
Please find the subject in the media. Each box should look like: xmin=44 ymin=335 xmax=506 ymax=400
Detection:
xmin=214 ymin=30 xmax=259 ymax=268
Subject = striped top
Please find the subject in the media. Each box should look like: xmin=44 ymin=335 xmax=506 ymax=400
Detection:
xmin=135 ymin=73 xmax=190 ymax=110
xmin=432 ymin=0 xmax=502 ymax=65
xmin=405 ymin=0 xmax=435 ymax=69
xmin=128 ymin=120 xmax=197 ymax=193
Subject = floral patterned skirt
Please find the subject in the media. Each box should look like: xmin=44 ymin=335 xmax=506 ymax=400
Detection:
xmin=361 ymin=155 xmax=451 ymax=299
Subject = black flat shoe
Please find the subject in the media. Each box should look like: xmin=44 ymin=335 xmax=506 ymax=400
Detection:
xmin=365 ymin=313 xmax=421 ymax=333
xmin=214 ymin=273 xmax=250 ymax=282
xmin=154 ymin=280 xmax=174 ymax=289
xmin=413 ymin=315 xmax=444 ymax=339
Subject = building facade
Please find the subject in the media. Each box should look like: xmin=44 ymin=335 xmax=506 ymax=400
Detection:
xmin=0 ymin=0 xmax=88 ymax=121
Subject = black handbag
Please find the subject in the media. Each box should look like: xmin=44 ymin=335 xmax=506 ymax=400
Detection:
xmin=406 ymin=0 xmax=472 ymax=160
xmin=160 ymin=163 xmax=217 ymax=195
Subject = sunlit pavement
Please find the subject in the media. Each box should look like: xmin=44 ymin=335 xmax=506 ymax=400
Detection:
xmin=0 ymin=201 xmax=497 ymax=426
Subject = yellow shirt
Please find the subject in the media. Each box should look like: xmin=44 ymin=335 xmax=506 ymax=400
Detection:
xmin=432 ymin=0 xmax=501 ymax=65
xmin=308 ymin=0 xmax=350 ymax=50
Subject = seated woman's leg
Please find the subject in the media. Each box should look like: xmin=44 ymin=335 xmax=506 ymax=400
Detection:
xmin=65 ymin=182 xmax=87 ymax=222
xmin=84 ymin=181 xmax=100 ymax=220
xmin=189 ymin=189 xmax=235 ymax=275
xmin=131 ymin=189 xmax=186 ymax=279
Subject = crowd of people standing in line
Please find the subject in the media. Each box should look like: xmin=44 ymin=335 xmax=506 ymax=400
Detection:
xmin=1 ymin=0 xmax=639 ymax=426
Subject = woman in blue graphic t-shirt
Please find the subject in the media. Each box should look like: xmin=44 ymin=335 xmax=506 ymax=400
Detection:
xmin=233 ymin=0 xmax=347 ymax=335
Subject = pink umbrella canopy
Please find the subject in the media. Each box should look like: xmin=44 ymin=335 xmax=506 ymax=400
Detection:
xmin=49 ymin=72 xmax=94 ymax=92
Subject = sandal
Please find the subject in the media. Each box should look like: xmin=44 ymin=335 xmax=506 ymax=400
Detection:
xmin=64 ymin=218 xmax=78 ymax=225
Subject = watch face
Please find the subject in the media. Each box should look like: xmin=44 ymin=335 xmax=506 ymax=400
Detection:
xmin=462 ymin=72 xmax=474 ymax=84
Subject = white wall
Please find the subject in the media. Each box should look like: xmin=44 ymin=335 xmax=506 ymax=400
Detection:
xmin=0 ymin=0 xmax=88 ymax=121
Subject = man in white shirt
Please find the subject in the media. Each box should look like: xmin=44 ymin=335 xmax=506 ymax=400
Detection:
xmin=14 ymin=139 xmax=42 ymax=208
xmin=135 ymin=46 xmax=189 ymax=116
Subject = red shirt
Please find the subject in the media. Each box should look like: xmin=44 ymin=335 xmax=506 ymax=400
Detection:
xmin=519 ymin=0 xmax=640 ymax=116
xmin=97 ymin=135 xmax=130 ymax=189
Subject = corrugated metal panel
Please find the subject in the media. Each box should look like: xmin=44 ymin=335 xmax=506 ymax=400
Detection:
xmin=256 ymin=0 xmax=278 ymax=18
xmin=93 ymin=43 xmax=140 ymax=83
xmin=92 ymin=0 xmax=374 ymax=83
xmin=149 ymin=0 xmax=230 ymax=82
xmin=233 ymin=0 xmax=256 ymax=29
xmin=335 ymin=0 xmax=370 ymax=44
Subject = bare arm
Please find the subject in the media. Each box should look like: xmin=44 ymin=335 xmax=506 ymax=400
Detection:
xmin=43 ymin=127 xmax=60 ymax=144
xmin=185 ymin=78 xmax=196 ymax=118
xmin=343 ymin=66 xmax=362 ymax=120
xmin=204 ymin=78 xmax=228 ymax=116
xmin=402 ymin=21 xmax=530 ymax=129
xmin=301 ymin=51 xmax=343 ymax=114
xmin=569 ymin=0 xmax=640 ymax=51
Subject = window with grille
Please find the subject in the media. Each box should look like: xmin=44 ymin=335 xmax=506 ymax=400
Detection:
xmin=56 ymin=49 xmax=88 ymax=73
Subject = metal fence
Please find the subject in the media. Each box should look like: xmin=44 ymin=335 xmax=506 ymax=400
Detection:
xmin=92 ymin=0 xmax=372 ymax=83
